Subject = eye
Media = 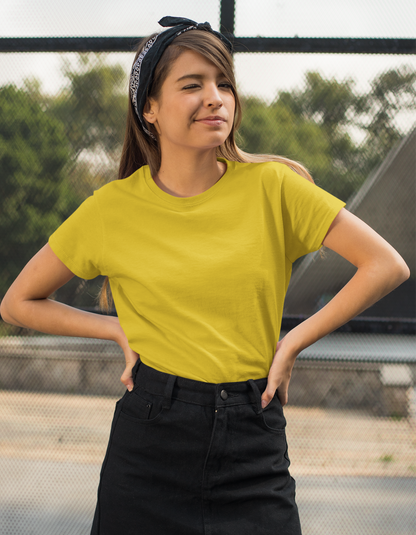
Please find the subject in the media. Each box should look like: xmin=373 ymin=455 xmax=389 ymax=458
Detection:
xmin=219 ymin=82 xmax=232 ymax=90
xmin=182 ymin=84 xmax=200 ymax=90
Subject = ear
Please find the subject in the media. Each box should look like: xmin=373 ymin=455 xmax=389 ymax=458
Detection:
xmin=143 ymin=98 xmax=158 ymax=124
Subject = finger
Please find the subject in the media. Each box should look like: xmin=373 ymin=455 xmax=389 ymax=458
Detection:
xmin=276 ymin=387 xmax=288 ymax=407
xmin=120 ymin=350 xmax=140 ymax=391
xmin=261 ymin=381 xmax=277 ymax=408
xmin=120 ymin=367 xmax=134 ymax=391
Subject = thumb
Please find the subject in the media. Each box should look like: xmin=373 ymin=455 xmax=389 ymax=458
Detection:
xmin=261 ymin=340 xmax=283 ymax=407
xmin=261 ymin=380 xmax=277 ymax=409
xmin=121 ymin=367 xmax=135 ymax=392
xmin=120 ymin=351 xmax=140 ymax=392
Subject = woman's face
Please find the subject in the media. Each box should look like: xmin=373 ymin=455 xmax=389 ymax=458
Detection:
xmin=143 ymin=49 xmax=235 ymax=154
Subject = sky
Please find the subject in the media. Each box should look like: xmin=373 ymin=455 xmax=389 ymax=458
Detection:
xmin=0 ymin=0 xmax=415 ymax=115
xmin=1 ymin=0 xmax=415 ymax=38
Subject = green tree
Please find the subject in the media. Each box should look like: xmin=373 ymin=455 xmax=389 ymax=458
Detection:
xmin=51 ymin=54 xmax=128 ymax=199
xmin=356 ymin=66 xmax=416 ymax=173
xmin=0 ymin=83 xmax=74 ymax=298
xmin=238 ymin=95 xmax=333 ymax=186
xmin=0 ymin=56 xmax=129 ymax=310
xmin=48 ymin=55 xmax=129 ymax=309
xmin=238 ymin=67 xmax=416 ymax=201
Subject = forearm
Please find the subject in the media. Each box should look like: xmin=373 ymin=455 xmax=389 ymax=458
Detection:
xmin=262 ymin=258 xmax=408 ymax=406
xmin=1 ymin=244 xmax=140 ymax=390
xmin=2 ymin=296 xmax=121 ymax=342
xmin=284 ymin=258 xmax=409 ymax=358
xmin=1 ymin=243 xmax=120 ymax=343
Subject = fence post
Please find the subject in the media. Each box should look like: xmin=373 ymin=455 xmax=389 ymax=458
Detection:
xmin=220 ymin=0 xmax=235 ymax=35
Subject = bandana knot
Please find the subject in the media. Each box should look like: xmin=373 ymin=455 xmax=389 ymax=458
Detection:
xmin=196 ymin=21 xmax=212 ymax=31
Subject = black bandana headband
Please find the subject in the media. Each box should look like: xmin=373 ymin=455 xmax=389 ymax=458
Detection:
xmin=129 ymin=16 xmax=233 ymax=139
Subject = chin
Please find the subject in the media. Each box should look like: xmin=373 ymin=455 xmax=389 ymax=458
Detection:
xmin=199 ymin=132 xmax=229 ymax=147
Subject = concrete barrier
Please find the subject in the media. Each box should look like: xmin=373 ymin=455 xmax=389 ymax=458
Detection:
xmin=0 ymin=333 xmax=414 ymax=416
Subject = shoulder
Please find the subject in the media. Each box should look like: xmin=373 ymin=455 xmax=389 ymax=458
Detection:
xmin=228 ymin=160 xmax=297 ymax=198
xmin=90 ymin=167 xmax=147 ymax=209
xmin=228 ymin=159 xmax=290 ymax=183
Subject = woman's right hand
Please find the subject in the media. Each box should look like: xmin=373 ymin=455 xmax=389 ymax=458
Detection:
xmin=114 ymin=321 xmax=140 ymax=392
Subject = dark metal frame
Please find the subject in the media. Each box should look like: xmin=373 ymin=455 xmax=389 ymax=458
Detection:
xmin=1 ymin=36 xmax=413 ymax=54
xmin=0 ymin=0 xmax=414 ymax=54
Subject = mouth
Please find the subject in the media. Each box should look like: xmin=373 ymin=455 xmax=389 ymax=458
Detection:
xmin=195 ymin=116 xmax=227 ymax=126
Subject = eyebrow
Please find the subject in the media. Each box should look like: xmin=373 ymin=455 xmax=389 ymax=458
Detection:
xmin=175 ymin=74 xmax=205 ymax=83
xmin=175 ymin=73 xmax=228 ymax=83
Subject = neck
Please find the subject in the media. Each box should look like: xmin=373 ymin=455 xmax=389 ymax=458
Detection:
xmin=154 ymin=147 xmax=225 ymax=198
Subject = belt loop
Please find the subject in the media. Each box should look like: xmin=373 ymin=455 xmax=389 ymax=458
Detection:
xmin=247 ymin=379 xmax=263 ymax=415
xmin=162 ymin=374 xmax=176 ymax=410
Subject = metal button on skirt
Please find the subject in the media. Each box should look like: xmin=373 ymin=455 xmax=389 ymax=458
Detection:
xmin=90 ymin=361 xmax=302 ymax=535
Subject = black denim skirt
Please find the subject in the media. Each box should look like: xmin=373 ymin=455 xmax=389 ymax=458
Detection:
xmin=91 ymin=360 xmax=302 ymax=535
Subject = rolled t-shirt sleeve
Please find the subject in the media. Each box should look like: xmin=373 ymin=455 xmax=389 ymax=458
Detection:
xmin=280 ymin=168 xmax=346 ymax=263
xmin=48 ymin=193 xmax=104 ymax=279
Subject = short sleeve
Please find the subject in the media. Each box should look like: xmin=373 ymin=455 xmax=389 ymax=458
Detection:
xmin=48 ymin=194 xmax=104 ymax=279
xmin=281 ymin=168 xmax=346 ymax=263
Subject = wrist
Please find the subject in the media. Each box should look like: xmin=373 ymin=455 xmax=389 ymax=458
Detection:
xmin=279 ymin=330 xmax=303 ymax=362
xmin=102 ymin=315 xmax=123 ymax=343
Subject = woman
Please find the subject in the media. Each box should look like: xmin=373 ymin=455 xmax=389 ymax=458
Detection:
xmin=0 ymin=16 xmax=409 ymax=535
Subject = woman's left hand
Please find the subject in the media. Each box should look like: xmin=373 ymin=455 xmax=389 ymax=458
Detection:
xmin=261 ymin=337 xmax=298 ymax=408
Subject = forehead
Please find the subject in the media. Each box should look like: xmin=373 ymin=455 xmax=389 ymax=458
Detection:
xmin=167 ymin=49 xmax=224 ymax=79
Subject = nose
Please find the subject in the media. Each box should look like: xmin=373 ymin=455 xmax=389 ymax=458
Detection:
xmin=204 ymin=83 xmax=223 ymax=108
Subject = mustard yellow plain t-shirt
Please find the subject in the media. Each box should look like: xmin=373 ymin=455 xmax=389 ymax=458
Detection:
xmin=49 ymin=159 xmax=345 ymax=382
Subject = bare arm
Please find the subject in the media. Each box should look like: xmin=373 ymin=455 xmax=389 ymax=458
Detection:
xmin=261 ymin=208 xmax=410 ymax=407
xmin=0 ymin=244 xmax=139 ymax=390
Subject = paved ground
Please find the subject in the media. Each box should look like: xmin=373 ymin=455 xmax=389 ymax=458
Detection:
xmin=1 ymin=459 xmax=415 ymax=535
xmin=0 ymin=391 xmax=415 ymax=534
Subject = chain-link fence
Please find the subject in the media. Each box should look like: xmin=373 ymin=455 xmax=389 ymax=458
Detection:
xmin=0 ymin=1 xmax=415 ymax=534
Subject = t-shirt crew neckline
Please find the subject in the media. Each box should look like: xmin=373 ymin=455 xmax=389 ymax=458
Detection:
xmin=144 ymin=158 xmax=231 ymax=208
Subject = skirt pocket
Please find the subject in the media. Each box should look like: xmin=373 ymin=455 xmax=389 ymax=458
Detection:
xmin=259 ymin=392 xmax=287 ymax=434
xmin=120 ymin=388 xmax=166 ymax=425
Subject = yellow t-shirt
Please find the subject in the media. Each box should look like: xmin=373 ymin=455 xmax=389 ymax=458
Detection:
xmin=49 ymin=159 xmax=345 ymax=382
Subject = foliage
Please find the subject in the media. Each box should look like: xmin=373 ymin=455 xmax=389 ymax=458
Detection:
xmin=238 ymin=67 xmax=416 ymax=200
xmin=0 ymin=84 xmax=74 ymax=297
xmin=0 ymin=55 xmax=129 ymax=304
xmin=48 ymin=55 xmax=129 ymax=307
xmin=51 ymin=54 xmax=128 ymax=199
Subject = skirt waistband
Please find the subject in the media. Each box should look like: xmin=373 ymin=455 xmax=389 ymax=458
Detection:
xmin=132 ymin=360 xmax=268 ymax=410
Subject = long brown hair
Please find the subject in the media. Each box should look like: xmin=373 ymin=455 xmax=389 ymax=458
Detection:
xmin=100 ymin=30 xmax=313 ymax=311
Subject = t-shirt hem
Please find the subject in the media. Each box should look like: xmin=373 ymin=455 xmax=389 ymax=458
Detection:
xmin=286 ymin=200 xmax=346 ymax=264
xmin=312 ymin=200 xmax=346 ymax=252
xmin=48 ymin=236 xmax=98 ymax=280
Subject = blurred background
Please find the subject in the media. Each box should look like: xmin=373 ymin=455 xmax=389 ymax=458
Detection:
xmin=0 ymin=1 xmax=415 ymax=534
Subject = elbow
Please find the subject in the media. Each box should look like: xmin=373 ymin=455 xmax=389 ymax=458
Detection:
xmin=0 ymin=294 xmax=20 ymax=327
xmin=0 ymin=297 xmax=12 ymax=325
xmin=399 ymin=260 xmax=410 ymax=284
xmin=389 ymin=254 xmax=410 ymax=288
xmin=363 ymin=251 xmax=411 ymax=297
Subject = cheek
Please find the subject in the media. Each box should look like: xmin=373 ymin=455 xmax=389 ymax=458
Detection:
xmin=225 ymin=96 xmax=236 ymax=118
xmin=227 ymin=99 xmax=236 ymax=132
xmin=159 ymin=98 xmax=199 ymax=130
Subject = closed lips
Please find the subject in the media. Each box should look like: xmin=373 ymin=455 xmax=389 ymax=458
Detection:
xmin=195 ymin=116 xmax=226 ymax=122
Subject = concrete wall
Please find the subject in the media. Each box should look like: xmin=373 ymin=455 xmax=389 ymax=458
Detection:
xmin=290 ymin=361 xmax=415 ymax=417
xmin=0 ymin=336 xmax=414 ymax=417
